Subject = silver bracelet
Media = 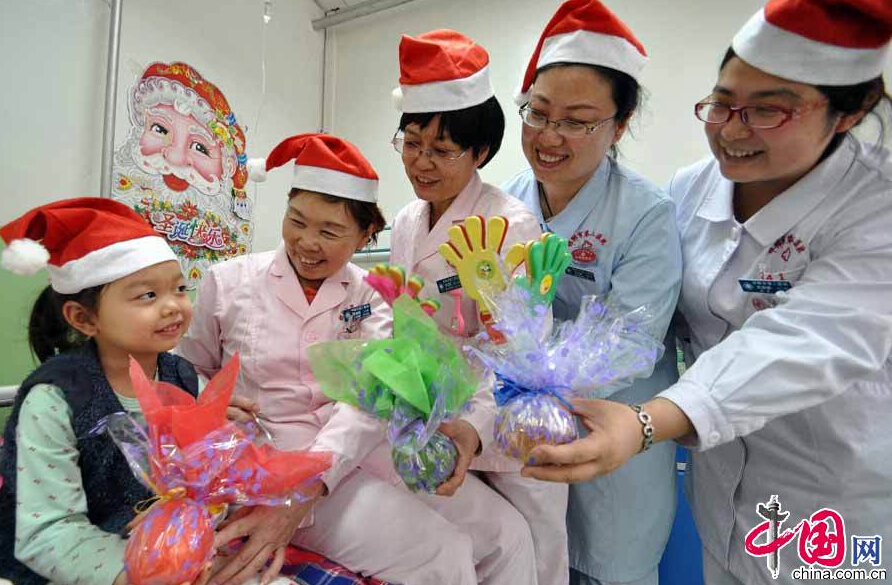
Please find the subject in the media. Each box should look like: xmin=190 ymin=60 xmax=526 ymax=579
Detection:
xmin=629 ymin=404 xmax=654 ymax=452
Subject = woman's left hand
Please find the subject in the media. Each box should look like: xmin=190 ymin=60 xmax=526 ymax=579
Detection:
xmin=520 ymin=398 xmax=643 ymax=483
xmin=435 ymin=419 xmax=481 ymax=496
xmin=521 ymin=397 xmax=693 ymax=483
xmin=209 ymin=482 xmax=325 ymax=585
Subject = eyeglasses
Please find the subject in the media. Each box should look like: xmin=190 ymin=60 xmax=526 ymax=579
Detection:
xmin=391 ymin=132 xmax=469 ymax=165
xmin=518 ymin=105 xmax=614 ymax=138
xmin=693 ymin=99 xmax=828 ymax=129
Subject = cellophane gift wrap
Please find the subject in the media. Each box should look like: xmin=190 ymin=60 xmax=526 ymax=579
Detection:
xmin=308 ymin=295 xmax=477 ymax=493
xmin=468 ymin=284 xmax=663 ymax=462
xmin=103 ymin=354 xmax=332 ymax=585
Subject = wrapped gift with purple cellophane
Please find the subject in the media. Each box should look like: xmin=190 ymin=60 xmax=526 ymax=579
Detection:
xmin=464 ymin=233 xmax=664 ymax=462
xmin=100 ymin=354 xmax=332 ymax=585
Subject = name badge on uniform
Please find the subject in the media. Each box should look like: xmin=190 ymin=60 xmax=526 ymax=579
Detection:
xmin=738 ymin=279 xmax=792 ymax=294
xmin=341 ymin=303 xmax=372 ymax=323
xmin=566 ymin=266 xmax=596 ymax=282
xmin=436 ymin=274 xmax=462 ymax=293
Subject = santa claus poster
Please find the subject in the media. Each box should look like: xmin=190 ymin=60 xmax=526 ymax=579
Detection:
xmin=112 ymin=61 xmax=253 ymax=288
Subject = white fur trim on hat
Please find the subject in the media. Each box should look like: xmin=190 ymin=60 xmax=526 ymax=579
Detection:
xmin=1 ymin=238 xmax=50 ymax=275
xmin=732 ymin=10 xmax=891 ymax=86
xmin=48 ymin=235 xmax=178 ymax=294
xmin=398 ymin=65 xmax=494 ymax=113
xmin=292 ymin=166 xmax=378 ymax=203
xmin=514 ymin=29 xmax=648 ymax=105
xmin=247 ymin=158 xmax=268 ymax=182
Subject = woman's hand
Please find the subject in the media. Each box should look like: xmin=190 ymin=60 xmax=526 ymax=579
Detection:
xmin=226 ymin=395 xmax=260 ymax=424
xmin=520 ymin=397 xmax=693 ymax=483
xmin=520 ymin=398 xmax=642 ymax=483
xmin=209 ymin=482 xmax=326 ymax=585
xmin=434 ymin=419 xmax=481 ymax=496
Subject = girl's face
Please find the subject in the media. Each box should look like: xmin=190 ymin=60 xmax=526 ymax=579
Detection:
xmin=401 ymin=117 xmax=488 ymax=209
xmin=521 ymin=66 xmax=626 ymax=191
xmin=89 ymin=260 xmax=192 ymax=358
xmin=282 ymin=191 xmax=372 ymax=283
xmin=703 ymin=57 xmax=857 ymax=197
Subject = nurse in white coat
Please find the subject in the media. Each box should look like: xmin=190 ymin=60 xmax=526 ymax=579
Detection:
xmin=523 ymin=1 xmax=892 ymax=584
xmin=388 ymin=30 xmax=558 ymax=585
xmin=503 ymin=2 xmax=682 ymax=585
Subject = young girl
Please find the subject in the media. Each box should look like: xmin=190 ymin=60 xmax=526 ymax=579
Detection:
xmin=0 ymin=198 xmax=197 ymax=585
xmin=177 ymin=133 xmax=535 ymax=585
xmin=525 ymin=1 xmax=892 ymax=583
xmin=387 ymin=30 xmax=548 ymax=585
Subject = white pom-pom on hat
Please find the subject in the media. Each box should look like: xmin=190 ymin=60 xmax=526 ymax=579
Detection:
xmin=1 ymin=238 xmax=50 ymax=275
xmin=392 ymin=87 xmax=404 ymax=111
xmin=247 ymin=158 xmax=268 ymax=182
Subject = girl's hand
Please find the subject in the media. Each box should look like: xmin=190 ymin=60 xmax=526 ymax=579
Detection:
xmin=435 ymin=419 xmax=481 ymax=496
xmin=227 ymin=396 xmax=260 ymax=424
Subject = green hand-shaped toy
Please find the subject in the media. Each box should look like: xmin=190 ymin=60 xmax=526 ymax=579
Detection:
xmin=510 ymin=233 xmax=571 ymax=306
xmin=438 ymin=215 xmax=510 ymax=312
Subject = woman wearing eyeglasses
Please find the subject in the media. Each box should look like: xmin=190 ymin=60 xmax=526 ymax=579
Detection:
xmin=523 ymin=1 xmax=892 ymax=583
xmin=387 ymin=30 xmax=568 ymax=585
xmin=501 ymin=2 xmax=683 ymax=585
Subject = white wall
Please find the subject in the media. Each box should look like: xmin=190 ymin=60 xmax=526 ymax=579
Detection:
xmin=0 ymin=0 xmax=326 ymax=253
xmin=326 ymin=0 xmax=892 ymax=227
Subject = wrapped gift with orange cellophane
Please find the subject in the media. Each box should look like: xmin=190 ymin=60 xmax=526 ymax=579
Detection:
xmin=101 ymin=354 xmax=331 ymax=585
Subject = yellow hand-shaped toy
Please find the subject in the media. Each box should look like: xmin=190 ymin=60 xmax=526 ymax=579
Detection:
xmin=438 ymin=215 xmax=510 ymax=312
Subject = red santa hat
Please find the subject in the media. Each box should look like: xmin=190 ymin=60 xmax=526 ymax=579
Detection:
xmin=131 ymin=62 xmax=249 ymax=196
xmin=246 ymin=134 xmax=379 ymax=203
xmin=1 ymin=197 xmax=177 ymax=294
xmin=515 ymin=0 xmax=648 ymax=105
xmin=392 ymin=30 xmax=495 ymax=113
xmin=732 ymin=0 xmax=892 ymax=85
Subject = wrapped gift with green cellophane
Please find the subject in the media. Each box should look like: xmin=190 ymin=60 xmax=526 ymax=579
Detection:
xmin=308 ymin=287 xmax=477 ymax=494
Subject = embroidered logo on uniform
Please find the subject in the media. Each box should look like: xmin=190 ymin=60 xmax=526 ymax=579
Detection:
xmin=568 ymin=230 xmax=608 ymax=264
xmin=768 ymin=233 xmax=806 ymax=263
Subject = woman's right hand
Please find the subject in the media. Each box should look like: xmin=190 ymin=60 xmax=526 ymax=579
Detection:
xmin=226 ymin=395 xmax=260 ymax=424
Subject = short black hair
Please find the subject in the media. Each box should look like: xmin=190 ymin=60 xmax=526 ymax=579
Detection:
xmin=532 ymin=62 xmax=643 ymax=158
xmin=288 ymin=189 xmax=387 ymax=244
xmin=398 ymin=96 xmax=505 ymax=168
xmin=720 ymin=47 xmax=892 ymax=157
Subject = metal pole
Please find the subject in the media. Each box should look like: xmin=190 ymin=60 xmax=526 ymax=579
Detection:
xmin=100 ymin=0 xmax=123 ymax=198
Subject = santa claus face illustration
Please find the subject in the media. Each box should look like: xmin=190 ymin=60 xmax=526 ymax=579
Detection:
xmin=137 ymin=103 xmax=225 ymax=195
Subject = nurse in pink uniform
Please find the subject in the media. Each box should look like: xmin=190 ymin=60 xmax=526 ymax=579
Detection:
xmin=178 ymin=133 xmax=536 ymax=585
xmin=388 ymin=30 xmax=567 ymax=585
